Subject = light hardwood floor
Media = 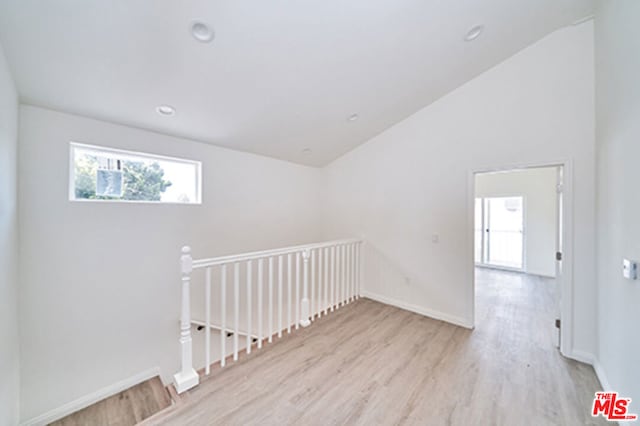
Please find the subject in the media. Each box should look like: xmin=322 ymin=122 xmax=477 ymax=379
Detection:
xmin=149 ymin=268 xmax=605 ymax=426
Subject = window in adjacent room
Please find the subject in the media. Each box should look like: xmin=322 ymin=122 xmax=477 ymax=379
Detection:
xmin=69 ymin=142 xmax=202 ymax=204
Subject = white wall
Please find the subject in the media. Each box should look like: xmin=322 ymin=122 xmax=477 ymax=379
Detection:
xmin=476 ymin=167 xmax=558 ymax=277
xmin=595 ymin=0 xmax=640 ymax=403
xmin=17 ymin=106 xmax=323 ymax=422
xmin=323 ymin=22 xmax=596 ymax=353
xmin=0 ymin=42 xmax=20 ymax=426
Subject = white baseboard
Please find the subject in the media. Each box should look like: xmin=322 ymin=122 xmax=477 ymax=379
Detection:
xmin=20 ymin=367 xmax=161 ymax=426
xmin=361 ymin=291 xmax=473 ymax=329
xmin=592 ymin=359 xmax=612 ymax=392
xmin=568 ymin=350 xmax=611 ymax=393
xmin=568 ymin=350 xmax=595 ymax=365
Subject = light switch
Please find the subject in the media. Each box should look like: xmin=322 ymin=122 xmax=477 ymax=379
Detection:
xmin=623 ymin=259 xmax=638 ymax=280
xmin=431 ymin=234 xmax=439 ymax=243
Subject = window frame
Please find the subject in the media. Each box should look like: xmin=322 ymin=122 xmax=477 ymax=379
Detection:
xmin=68 ymin=142 xmax=203 ymax=205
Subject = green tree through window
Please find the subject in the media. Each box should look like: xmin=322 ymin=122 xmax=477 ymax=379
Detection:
xmin=74 ymin=154 xmax=172 ymax=201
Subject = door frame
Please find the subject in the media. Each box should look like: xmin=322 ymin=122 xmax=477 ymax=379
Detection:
xmin=467 ymin=159 xmax=574 ymax=357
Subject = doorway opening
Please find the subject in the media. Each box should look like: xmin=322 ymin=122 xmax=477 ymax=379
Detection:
xmin=472 ymin=164 xmax=568 ymax=352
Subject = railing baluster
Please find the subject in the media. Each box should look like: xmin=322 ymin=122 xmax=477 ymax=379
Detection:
xmin=352 ymin=244 xmax=356 ymax=300
xmin=268 ymin=256 xmax=273 ymax=343
xmin=340 ymin=245 xmax=347 ymax=306
xmin=355 ymin=243 xmax=360 ymax=300
xmin=323 ymin=247 xmax=329 ymax=315
xmin=349 ymin=244 xmax=355 ymax=302
xmin=345 ymin=245 xmax=349 ymax=305
xmin=350 ymin=244 xmax=355 ymax=302
xmin=318 ymin=248 xmax=323 ymax=318
xmin=246 ymin=260 xmax=252 ymax=354
xmin=295 ymin=252 xmax=300 ymax=330
xmin=310 ymin=249 xmax=315 ymax=321
xmin=336 ymin=245 xmax=342 ymax=308
xmin=233 ymin=262 xmax=239 ymax=361
xmin=331 ymin=246 xmax=336 ymax=312
xmin=220 ymin=264 xmax=227 ymax=368
xmin=335 ymin=246 xmax=339 ymax=309
xmin=342 ymin=244 xmax=349 ymax=305
xmin=356 ymin=243 xmax=362 ymax=299
xmin=278 ymin=255 xmax=283 ymax=338
xmin=205 ymin=267 xmax=211 ymax=375
xmin=344 ymin=245 xmax=348 ymax=304
xmin=348 ymin=244 xmax=352 ymax=302
xmin=287 ymin=253 xmax=292 ymax=333
xmin=300 ymin=249 xmax=311 ymax=327
xmin=258 ymin=259 xmax=263 ymax=349
xmin=342 ymin=245 xmax=347 ymax=306
xmin=351 ymin=244 xmax=358 ymax=300
xmin=335 ymin=246 xmax=340 ymax=309
xmin=354 ymin=243 xmax=359 ymax=299
xmin=346 ymin=245 xmax=350 ymax=304
xmin=349 ymin=244 xmax=356 ymax=302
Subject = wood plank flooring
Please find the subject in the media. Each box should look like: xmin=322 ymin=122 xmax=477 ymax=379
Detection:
xmin=50 ymin=376 xmax=170 ymax=426
xmin=149 ymin=268 xmax=604 ymax=426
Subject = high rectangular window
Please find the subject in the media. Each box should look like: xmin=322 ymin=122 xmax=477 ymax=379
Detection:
xmin=69 ymin=143 xmax=202 ymax=204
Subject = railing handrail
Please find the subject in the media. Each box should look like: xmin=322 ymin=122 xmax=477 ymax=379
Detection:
xmin=192 ymin=238 xmax=361 ymax=269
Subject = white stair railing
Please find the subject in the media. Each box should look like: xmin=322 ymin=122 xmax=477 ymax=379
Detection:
xmin=173 ymin=238 xmax=363 ymax=394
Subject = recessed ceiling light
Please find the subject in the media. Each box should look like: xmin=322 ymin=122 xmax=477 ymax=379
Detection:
xmin=191 ymin=21 xmax=215 ymax=43
xmin=156 ymin=105 xmax=175 ymax=116
xmin=348 ymin=113 xmax=359 ymax=122
xmin=464 ymin=25 xmax=484 ymax=42
xmin=302 ymin=148 xmax=313 ymax=155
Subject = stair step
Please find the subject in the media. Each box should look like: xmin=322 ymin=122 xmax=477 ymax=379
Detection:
xmin=49 ymin=376 xmax=171 ymax=426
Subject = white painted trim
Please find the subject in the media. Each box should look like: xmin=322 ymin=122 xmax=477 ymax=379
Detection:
xmin=467 ymin=170 xmax=478 ymax=329
xmin=569 ymin=350 xmax=595 ymax=365
xmin=68 ymin=141 xmax=203 ymax=204
xmin=361 ymin=290 xmax=473 ymax=329
xmin=566 ymin=351 xmax=610 ymax=392
xmin=558 ymin=160 xmax=574 ymax=359
xmin=20 ymin=367 xmax=161 ymax=426
xmin=592 ymin=359 xmax=612 ymax=392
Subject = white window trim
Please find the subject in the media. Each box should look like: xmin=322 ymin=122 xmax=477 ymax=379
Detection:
xmin=68 ymin=142 xmax=203 ymax=205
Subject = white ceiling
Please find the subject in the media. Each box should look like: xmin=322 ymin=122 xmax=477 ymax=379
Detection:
xmin=0 ymin=0 xmax=594 ymax=166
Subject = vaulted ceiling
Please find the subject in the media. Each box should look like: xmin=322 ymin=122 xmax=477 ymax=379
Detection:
xmin=0 ymin=0 xmax=594 ymax=166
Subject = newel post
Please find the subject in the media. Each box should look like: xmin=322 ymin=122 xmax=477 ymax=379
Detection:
xmin=300 ymin=249 xmax=311 ymax=327
xmin=173 ymin=246 xmax=199 ymax=394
